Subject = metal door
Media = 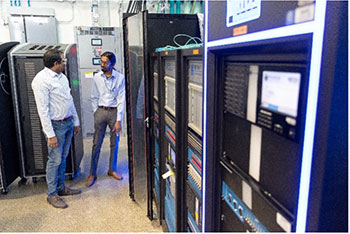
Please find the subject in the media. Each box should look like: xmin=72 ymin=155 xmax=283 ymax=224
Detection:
xmin=25 ymin=16 xmax=58 ymax=43
xmin=124 ymin=13 xmax=148 ymax=212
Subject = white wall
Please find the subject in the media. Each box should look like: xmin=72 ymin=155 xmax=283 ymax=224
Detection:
xmin=0 ymin=0 xmax=128 ymax=43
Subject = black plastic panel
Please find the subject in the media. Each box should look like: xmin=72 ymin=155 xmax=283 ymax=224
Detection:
xmin=222 ymin=113 xmax=251 ymax=173
xmin=0 ymin=42 xmax=20 ymax=190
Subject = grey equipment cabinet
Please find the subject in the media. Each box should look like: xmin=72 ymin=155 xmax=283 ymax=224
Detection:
xmin=8 ymin=43 xmax=84 ymax=182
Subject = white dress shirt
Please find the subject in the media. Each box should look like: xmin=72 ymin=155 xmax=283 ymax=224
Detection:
xmin=31 ymin=67 xmax=80 ymax=138
xmin=91 ymin=69 xmax=126 ymax=122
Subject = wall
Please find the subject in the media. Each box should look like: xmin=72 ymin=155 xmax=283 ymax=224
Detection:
xmin=0 ymin=0 xmax=127 ymax=43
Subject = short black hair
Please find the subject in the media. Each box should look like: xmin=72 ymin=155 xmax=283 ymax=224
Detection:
xmin=43 ymin=49 xmax=63 ymax=68
xmin=101 ymin=51 xmax=116 ymax=66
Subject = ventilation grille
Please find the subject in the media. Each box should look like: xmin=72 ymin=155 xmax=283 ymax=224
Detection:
xmin=224 ymin=64 xmax=249 ymax=119
xmin=24 ymin=62 xmax=44 ymax=170
xmin=165 ymin=114 xmax=175 ymax=132
xmin=188 ymin=131 xmax=202 ymax=156
xmin=78 ymin=28 xmax=114 ymax=36
xmin=29 ymin=45 xmax=61 ymax=51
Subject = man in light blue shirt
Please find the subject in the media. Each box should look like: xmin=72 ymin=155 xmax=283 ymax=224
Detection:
xmin=86 ymin=51 xmax=126 ymax=187
xmin=32 ymin=49 xmax=81 ymax=209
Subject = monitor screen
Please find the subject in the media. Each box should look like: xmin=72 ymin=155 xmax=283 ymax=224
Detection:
xmin=170 ymin=147 xmax=176 ymax=164
xmin=261 ymin=70 xmax=301 ymax=117
xmin=92 ymin=58 xmax=100 ymax=65
xmin=91 ymin=38 xmax=102 ymax=46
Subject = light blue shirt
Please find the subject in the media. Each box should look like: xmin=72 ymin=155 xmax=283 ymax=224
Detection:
xmin=91 ymin=69 xmax=126 ymax=122
xmin=31 ymin=67 xmax=80 ymax=138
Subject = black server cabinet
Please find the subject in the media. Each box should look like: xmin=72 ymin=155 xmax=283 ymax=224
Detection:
xmin=123 ymin=11 xmax=200 ymax=228
xmin=205 ymin=1 xmax=347 ymax=232
xmin=8 ymin=43 xmax=84 ymax=181
xmin=0 ymin=42 xmax=20 ymax=194
xmin=150 ymin=52 xmax=162 ymax=214
xmin=159 ymin=50 xmax=181 ymax=233
xmin=155 ymin=47 xmax=203 ymax=233
xmin=181 ymin=48 xmax=203 ymax=232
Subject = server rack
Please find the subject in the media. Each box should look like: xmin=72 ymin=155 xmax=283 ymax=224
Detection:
xmin=159 ymin=49 xmax=181 ymax=232
xmin=123 ymin=11 xmax=200 ymax=227
xmin=151 ymin=47 xmax=203 ymax=232
xmin=8 ymin=43 xmax=84 ymax=182
xmin=0 ymin=42 xmax=20 ymax=194
xmin=150 ymin=52 xmax=162 ymax=214
xmin=181 ymin=48 xmax=203 ymax=232
xmin=204 ymin=1 xmax=347 ymax=232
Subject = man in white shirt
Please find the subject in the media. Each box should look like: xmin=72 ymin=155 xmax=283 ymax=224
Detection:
xmin=85 ymin=51 xmax=126 ymax=187
xmin=32 ymin=49 xmax=81 ymax=209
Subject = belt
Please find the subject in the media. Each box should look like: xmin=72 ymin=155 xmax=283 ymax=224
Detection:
xmin=99 ymin=106 xmax=117 ymax=110
xmin=52 ymin=116 xmax=72 ymax=122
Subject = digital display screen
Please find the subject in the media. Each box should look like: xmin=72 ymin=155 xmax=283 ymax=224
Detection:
xmin=261 ymin=70 xmax=301 ymax=117
xmin=91 ymin=38 xmax=102 ymax=46
xmin=92 ymin=58 xmax=100 ymax=65
xmin=170 ymin=147 xmax=176 ymax=164
xmin=226 ymin=0 xmax=261 ymax=27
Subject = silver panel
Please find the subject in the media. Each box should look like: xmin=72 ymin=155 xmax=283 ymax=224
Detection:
xmin=79 ymin=68 xmax=97 ymax=138
xmin=8 ymin=16 xmax=26 ymax=43
xmin=25 ymin=16 xmax=58 ymax=43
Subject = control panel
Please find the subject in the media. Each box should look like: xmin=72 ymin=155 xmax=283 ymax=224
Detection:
xmin=222 ymin=181 xmax=268 ymax=232
xmin=256 ymin=65 xmax=306 ymax=142
xmin=188 ymin=60 xmax=203 ymax=135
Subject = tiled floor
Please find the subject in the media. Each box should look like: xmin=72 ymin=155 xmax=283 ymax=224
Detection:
xmin=0 ymin=137 xmax=162 ymax=232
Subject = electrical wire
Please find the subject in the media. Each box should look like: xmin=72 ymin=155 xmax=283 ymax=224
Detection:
xmin=155 ymin=34 xmax=203 ymax=52
xmin=173 ymin=34 xmax=202 ymax=47
xmin=191 ymin=0 xmax=197 ymax=14
xmin=127 ymin=1 xmax=132 ymax=13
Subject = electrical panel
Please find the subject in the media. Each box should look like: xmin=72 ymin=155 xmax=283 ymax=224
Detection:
xmin=75 ymin=26 xmax=124 ymax=138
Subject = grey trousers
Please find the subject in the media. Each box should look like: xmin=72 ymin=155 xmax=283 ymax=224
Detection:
xmin=90 ymin=107 xmax=120 ymax=176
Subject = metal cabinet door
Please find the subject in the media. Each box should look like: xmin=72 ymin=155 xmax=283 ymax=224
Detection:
xmin=25 ymin=16 xmax=58 ymax=43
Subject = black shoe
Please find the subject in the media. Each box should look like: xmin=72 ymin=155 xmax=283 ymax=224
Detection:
xmin=47 ymin=195 xmax=68 ymax=209
xmin=58 ymin=187 xmax=81 ymax=196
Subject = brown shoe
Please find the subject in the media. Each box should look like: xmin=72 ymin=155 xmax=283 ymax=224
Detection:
xmin=107 ymin=170 xmax=123 ymax=180
xmin=85 ymin=175 xmax=97 ymax=187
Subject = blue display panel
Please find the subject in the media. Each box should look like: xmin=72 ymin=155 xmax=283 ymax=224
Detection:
xmin=222 ymin=181 xmax=268 ymax=232
xmin=187 ymin=147 xmax=202 ymax=198
xmin=165 ymin=181 xmax=176 ymax=232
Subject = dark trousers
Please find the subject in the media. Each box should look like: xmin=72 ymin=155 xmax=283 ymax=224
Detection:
xmin=90 ymin=107 xmax=119 ymax=176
